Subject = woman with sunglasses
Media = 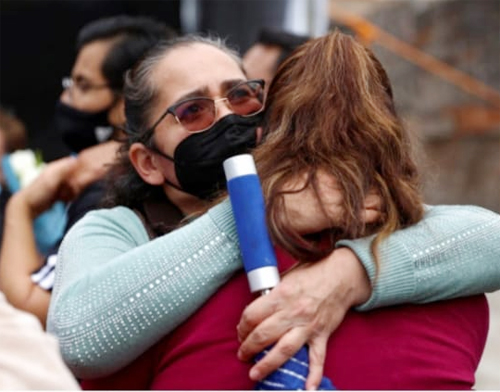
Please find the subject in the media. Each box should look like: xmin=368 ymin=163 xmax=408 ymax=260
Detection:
xmin=48 ymin=34 xmax=500 ymax=389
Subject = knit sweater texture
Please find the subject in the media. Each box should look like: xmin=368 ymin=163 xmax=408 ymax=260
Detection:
xmin=47 ymin=199 xmax=500 ymax=378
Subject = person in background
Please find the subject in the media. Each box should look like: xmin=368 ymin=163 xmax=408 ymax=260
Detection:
xmin=48 ymin=33 xmax=500 ymax=389
xmin=0 ymin=107 xmax=28 ymax=243
xmin=0 ymin=106 xmax=28 ymax=158
xmin=243 ymin=28 xmax=310 ymax=90
xmin=0 ymin=15 xmax=175 ymax=326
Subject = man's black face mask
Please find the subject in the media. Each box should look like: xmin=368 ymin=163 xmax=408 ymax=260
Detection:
xmin=53 ymin=101 xmax=114 ymax=153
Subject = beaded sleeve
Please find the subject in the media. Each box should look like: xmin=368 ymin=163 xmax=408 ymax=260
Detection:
xmin=337 ymin=205 xmax=500 ymax=311
xmin=48 ymin=202 xmax=500 ymax=379
xmin=47 ymin=199 xmax=241 ymax=379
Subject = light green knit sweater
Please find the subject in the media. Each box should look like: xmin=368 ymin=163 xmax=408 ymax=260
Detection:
xmin=47 ymin=199 xmax=500 ymax=379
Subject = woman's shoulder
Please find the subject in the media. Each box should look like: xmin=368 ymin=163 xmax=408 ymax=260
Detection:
xmin=81 ymin=206 xmax=140 ymax=225
xmin=423 ymin=204 xmax=500 ymax=218
xmin=66 ymin=205 xmax=147 ymax=242
xmin=420 ymin=204 xmax=500 ymax=235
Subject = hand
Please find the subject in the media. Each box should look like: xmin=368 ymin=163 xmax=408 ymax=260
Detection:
xmin=282 ymin=169 xmax=382 ymax=234
xmin=66 ymin=141 xmax=119 ymax=194
xmin=236 ymin=247 xmax=371 ymax=390
xmin=15 ymin=156 xmax=79 ymax=218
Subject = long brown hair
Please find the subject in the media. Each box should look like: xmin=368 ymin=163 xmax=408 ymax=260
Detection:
xmin=254 ymin=31 xmax=424 ymax=263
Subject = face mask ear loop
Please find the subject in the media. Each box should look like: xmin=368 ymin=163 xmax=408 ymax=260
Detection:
xmin=149 ymin=144 xmax=176 ymax=163
xmin=147 ymin=144 xmax=186 ymax=193
xmin=163 ymin=177 xmax=185 ymax=193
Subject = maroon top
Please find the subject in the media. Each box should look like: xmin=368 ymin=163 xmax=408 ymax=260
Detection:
xmin=82 ymin=249 xmax=488 ymax=390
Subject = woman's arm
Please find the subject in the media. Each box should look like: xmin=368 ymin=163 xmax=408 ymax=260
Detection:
xmin=0 ymin=149 xmax=114 ymax=325
xmin=47 ymin=199 xmax=242 ymax=379
xmin=342 ymin=204 xmax=500 ymax=310
xmin=0 ymin=157 xmax=78 ymax=326
xmin=0 ymin=192 xmax=52 ymax=326
xmin=237 ymin=204 xmax=500 ymax=389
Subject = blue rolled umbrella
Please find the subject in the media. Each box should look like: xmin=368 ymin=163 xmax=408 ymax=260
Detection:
xmin=223 ymin=154 xmax=335 ymax=391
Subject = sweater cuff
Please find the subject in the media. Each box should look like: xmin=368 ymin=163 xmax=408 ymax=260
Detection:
xmin=207 ymin=198 xmax=239 ymax=244
xmin=336 ymin=235 xmax=416 ymax=311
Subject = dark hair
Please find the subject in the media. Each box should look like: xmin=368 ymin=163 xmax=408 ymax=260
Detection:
xmin=101 ymin=34 xmax=242 ymax=209
xmin=76 ymin=15 xmax=177 ymax=91
xmin=255 ymin=28 xmax=310 ymax=70
xmin=254 ymin=31 xmax=424 ymax=263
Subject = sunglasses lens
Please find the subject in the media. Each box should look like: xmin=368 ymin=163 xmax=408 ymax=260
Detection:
xmin=227 ymin=81 xmax=264 ymax=116
xmin=174 ymin=98 xmax=215 ymax=132
xmin=169 ymin=81 xmax=264 ymax=133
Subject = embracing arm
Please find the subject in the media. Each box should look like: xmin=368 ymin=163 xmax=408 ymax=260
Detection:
xmin=238 ymin=204 xmax=500 ymax=389
xmin=339 ymin=204 xmax=500 ymax=310
xmin=278 ymin=172 xmax=500 ymax=307
xmin=47 ymin=199 xmax=242 ymax=379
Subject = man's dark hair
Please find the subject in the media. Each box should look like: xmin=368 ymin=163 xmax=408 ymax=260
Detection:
xmin=76 ymin=15 xmax=177 ymax=91
xmin=256 ymin=28 xmax=310 ymax=69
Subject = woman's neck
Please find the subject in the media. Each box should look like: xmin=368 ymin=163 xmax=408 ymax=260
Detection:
xmin=163 ymin=184 xmax=209 ymax=217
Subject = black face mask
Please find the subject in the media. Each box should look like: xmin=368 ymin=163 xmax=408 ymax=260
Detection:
xmin=154 ymin=113 xmax=262 ymax=200
xmin=53 ymin=101 xmax=114 ymax=153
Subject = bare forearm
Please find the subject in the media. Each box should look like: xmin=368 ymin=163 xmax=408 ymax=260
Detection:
xmin=0 ymin=193 xmax=50 ymax=325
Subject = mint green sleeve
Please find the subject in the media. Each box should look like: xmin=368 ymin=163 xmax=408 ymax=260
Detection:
xmin=336 ymin=205 xmax=500 ymax=311
xmin=47 ymin=199 xmax=242 ymax=379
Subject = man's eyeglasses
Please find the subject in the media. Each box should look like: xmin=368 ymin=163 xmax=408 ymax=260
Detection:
xmin=62 ymin=76 xmax=111 ymax=94
xmin=148 ymin=79 xmax=265 ymax=134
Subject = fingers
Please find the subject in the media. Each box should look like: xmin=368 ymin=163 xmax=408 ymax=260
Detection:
xmin=69 ymin=162 xmax=107 ymax=192
xmin=238 ymin=309 xmax=293 ymax=361
xmin=237 ymin=292 xmax=279 ymax=343
xmin=66 ymin=170 xmax=95 ymax=195
xmin=38 ymin=157 xmax=78 ymax=189
xmin=48 ymin=156 xmax=79 ymax=177
xmin=44 ymin=157 xmax=79 ymax=194
xmin=305 ymin=336 xmax=328 ymax=390
xmin=248 ymin=327 xmax=308 ymax=381
xmin=21 ymin=157 xmax=78 ymax=214
xmin=71 ymin=140 xmax=119 ymax=188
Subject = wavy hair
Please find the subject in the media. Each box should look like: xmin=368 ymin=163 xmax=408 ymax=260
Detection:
xmin=253 ymin=31 xmax=424 ymax=263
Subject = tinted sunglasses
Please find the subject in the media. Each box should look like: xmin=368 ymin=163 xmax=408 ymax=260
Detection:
xmin=148 ymin=79 xmax=265 ymax=134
